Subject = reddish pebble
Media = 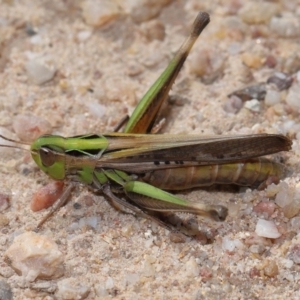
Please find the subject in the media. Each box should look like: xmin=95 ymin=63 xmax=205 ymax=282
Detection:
xmin=31 ymin=181 xmax=64 ymax=212
xmin=249 ymin=267 xmax=261 ymax=278
xmin=253 ymin=201 xmax=276 ymax=217
xmin=199 ymin=267 xmax=213 ymax=282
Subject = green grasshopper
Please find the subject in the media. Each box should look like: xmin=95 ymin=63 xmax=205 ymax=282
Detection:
xmin=1 ymin=12 xmax=292 ymax=231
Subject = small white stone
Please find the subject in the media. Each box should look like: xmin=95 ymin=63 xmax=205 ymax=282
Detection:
xmin=124 ymin=0 xmax=173 ymax=23
xmin=281 ymin=259 xmax=294 ymax=269
xmin=105 ymin=277 xmax=114 ymax=289
xmin=265 ymin=89 xmax=281 ymax=106
xmin=81 ymin=0 xmax=121 ymax=27
xmin=275 ymin=182 xmax=292 ymax=207
xmin=286 ymin=83 xmax=300 ymax=112
xmin=85 ymin=102 xmax=106 ymax=118
xmin=270 ymin=14 xmax=300 ymax=38
xmin=222 ymin=237 xmax=236 ymax=252
xmin=12 ymin=114 xmax=52 ymax=141
xmin=239 ymin=2 xmax=279 ymax=24
xmin=255 ymin=219 xmax=281 ymax=239
xmin=56 ymin=278 xmax=90 ymax=300
xmin=244 ymin=99 xmax=261 ymax=112
xmin=25 ymin=60 xmax=56 ymax=85
xmin=185 ymin=258 xmax=199 ymax=277
xmin=5 ymin=232 xmax=64 ymax=281
xmin=289 ymin=216 xmax=300 ymax=231
xmin=77 ymin=30 xmax=92 ymax=42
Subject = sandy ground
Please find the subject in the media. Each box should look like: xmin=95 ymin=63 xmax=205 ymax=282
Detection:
xmin=1 ymin=1 xmax=300 ymax=299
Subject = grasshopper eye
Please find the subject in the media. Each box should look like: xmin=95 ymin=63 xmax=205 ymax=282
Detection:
xmin=39 ymin=148 xmax=56 ymax=167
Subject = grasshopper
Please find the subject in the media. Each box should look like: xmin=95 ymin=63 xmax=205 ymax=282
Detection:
xmin=1 ymin=12 xmax=291 ymax=232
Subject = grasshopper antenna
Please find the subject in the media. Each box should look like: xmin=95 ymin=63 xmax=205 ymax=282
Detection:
xmin=0 ymin=134 xmax=31 ymax=151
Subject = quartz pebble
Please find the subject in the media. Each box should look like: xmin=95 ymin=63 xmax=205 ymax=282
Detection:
xmin=238 ymin=2 xmax=279 ymax=24
xmin=283 ymin=191 xmax=300 ymax=219
xmin=275 ymin=182 xmax=292 ymax=208
xmin=125 ymin=0 xmax=174 ymax=23
xmin=255 ymin=219 xmax=281 ymax=239
xmin=244 ymin=99 xmax=261 ymax=112
xmin=270 ymin=14 xmax=300 ymax=38
xmin=189 ymin=48 xmax=225 ymax=83
xmin=56 ymin=278 xmax=90 ymax=300
xmin=81 ymin=0 xmax=121 ymax=27
xmin=5 ymin=232 xmax=64 ymax=281
xmin=222 ymin=237 xmax=242 ymax=252
xmin=25 ymin=60 xmax=56 ymax=85
xmin=264 ymin=89 xmax=281 ymax=106
xmin=286 ymin=83 xmax=300 ymax=113
xmin=12 ymin=115 xmax=52 ymax=142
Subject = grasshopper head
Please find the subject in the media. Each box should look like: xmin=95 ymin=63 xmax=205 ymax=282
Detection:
xmin=30 ymin=135 xmax=66 ymax=180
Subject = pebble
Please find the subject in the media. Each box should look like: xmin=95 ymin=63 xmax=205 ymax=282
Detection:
xmin=81 ymin=0 xmax=121 ymax=27
xmin=31 ymin=181 xmax=64 ymax=212
xmin=267 ymin=72 xmax=293 ymax=91
xmin=253 ymin=201 xmax=276 ymax=218
xmin=141 ymin=19 xmax=165 ymax=41
xmin=289 ymin=216 xmax=300 ymax=231
xmin=78 ymin=216 xmax=98 ymax=230
xmin=264 ymin=89 xmax=281 ymax=106
xmin=25 ymin=60 xmax=56 ymax=85
xmin=288 ymin=244 xmax=300 ymax=264
xmin=5 ymin=232 xmax=64 ymax=281
xmin=286 ymin=83 xmax=300 ymax=113
xmin=222 ymin=237 xmax=239 ymax=252
xmin=249 ymin=244 xmax=265 ymax=254
xmin=283 ymin=54 xmax=300 ymax=74
xmin=0 ymin=214 xmax=9 ymax=227
xmin=270 ymin=14 xmax=300 ymax=38
xmin=238 ymin=2 xmax=279 ymax=24
xmin=56 ymin=278 xmax=90 ymax=300
xmin=185 ymin=258 xmax=199 ymax=277
xmin=85 ymin=102 xmax=106 ymax=118
xmin=12 ymin=114 xmax=52 ymax=142
xmin=263 ymin=260 xmax=279 ymax=277
xmin=0 ymin=280 xmax=13 ymax=300
xmin=0 ymin=193 xmax=10 ymax=211
xmin=275 ymin=182 xmax=292 ymax=208
xmin=77 ymin=30 xmax=92 ymax=42
xmin=228 ymin=83 xmax=266 ymax=102
xmin=244 ymin=99 xmax=261 ymax=112
xmin=283 ymin=193 xmax=300 ymax=219
xmin=223 ymin=95 xmax=243 ymax=114
xmin=255 ymin=219 xmax=281 ymax=239
xmin=126 ymin=0 xmax=174 ymax=23
xmin=241 ymin=52 xmax=264 ymax=69
xmin=105 ymin=276 xmax=114 ymax=289
xmin=189 ymin=48 xmax=225 ymax=83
